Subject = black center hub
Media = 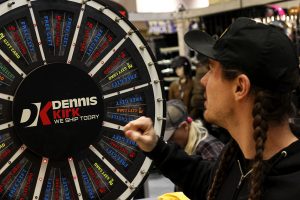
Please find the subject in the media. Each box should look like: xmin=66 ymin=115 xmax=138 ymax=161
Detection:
xmin=13 ymin=63 xmax=103 ymax=160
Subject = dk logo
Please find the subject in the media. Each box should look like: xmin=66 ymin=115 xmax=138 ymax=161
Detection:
xmin=20 ymin=102 xmax=52 ymax=127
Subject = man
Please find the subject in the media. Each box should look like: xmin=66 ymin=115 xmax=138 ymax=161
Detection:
xmin=124 ymin=17 xmax=300 ymax=200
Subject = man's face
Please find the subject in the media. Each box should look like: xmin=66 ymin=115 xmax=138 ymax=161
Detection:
xmin=200 ymin=60 xmax=235 ymax=128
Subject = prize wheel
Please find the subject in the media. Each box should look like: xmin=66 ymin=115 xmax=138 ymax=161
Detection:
xmin=0 ymin=0 xmax=166 ymax=199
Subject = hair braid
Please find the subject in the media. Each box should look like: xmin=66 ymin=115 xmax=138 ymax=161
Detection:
xmin=249 ymin=91 xmax=268 ymax=200
xmin=207 ymin=140 xmax=237 ymax=200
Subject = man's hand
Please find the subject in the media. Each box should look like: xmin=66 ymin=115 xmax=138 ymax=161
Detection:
xmin=123 ymin=116 xmax=158 ymax=152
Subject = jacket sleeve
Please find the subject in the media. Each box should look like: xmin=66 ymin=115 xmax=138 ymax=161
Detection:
xmin=145 ymin=138 xmax=216 ymax=199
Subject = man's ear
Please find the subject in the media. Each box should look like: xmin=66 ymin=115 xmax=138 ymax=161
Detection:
xmin=234 ymin=74 xmax=251 ymax=100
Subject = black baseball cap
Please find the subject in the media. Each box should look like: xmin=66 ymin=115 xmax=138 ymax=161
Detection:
xmin=184 ymin=17 xmax=300 ymax=93
xmin=170 ymin=56 xmax=191 ymax=68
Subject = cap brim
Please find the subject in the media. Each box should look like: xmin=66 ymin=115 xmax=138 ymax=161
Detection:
xmin=184 ymin=30 xmax=217 ymax=60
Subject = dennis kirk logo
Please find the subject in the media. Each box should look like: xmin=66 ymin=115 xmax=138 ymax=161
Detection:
xmin=20 ymin=96 xmax=99 ymax=127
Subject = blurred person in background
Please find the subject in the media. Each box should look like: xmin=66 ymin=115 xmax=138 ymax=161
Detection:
xmin=165 ymin=99 xmax=224 ymax=159
xmin=168 ymin=56 xmax=193 ymax=112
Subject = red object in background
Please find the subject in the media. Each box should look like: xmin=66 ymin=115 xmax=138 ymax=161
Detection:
xmin=266 ymin=4 xmax=286 ymax=17
xmin=107 ymin=1 xmax=128 ymax=19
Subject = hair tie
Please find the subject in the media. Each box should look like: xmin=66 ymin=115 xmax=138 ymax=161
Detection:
xmin=186 ymin=117 xmax=193 ymax=123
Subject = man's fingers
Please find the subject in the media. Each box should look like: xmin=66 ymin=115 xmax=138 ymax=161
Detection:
xmin=125 ymin=129 xmax=157 ymax=152
xmin=124 ymin=117 xmax=158 ymax=152
xmin=124 ymin=130 xmax=142 ymax=142
xmin=123 ymin=117 xmax=152 ymax=132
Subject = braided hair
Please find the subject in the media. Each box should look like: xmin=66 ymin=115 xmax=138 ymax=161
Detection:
xmin=248 ymin=89 xmax=293 ymax=200
xmin=207 ymin=67 xmax=295 ymax=200
xmin=248 ymin=91 xmax=269 ymax=200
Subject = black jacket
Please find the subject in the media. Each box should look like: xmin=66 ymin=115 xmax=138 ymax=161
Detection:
xmin=146 ymin=138 xmax=300 ymax=200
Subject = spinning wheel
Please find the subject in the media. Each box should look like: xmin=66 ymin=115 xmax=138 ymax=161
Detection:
xmin=0 ymin=0 xmax=165 ymax=199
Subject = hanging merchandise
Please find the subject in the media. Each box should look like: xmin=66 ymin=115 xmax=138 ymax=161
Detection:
xmin=0 ymin=0 xmax=166 ymax=199
xmin=148 ymin=20 xmax=177 ymax=35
